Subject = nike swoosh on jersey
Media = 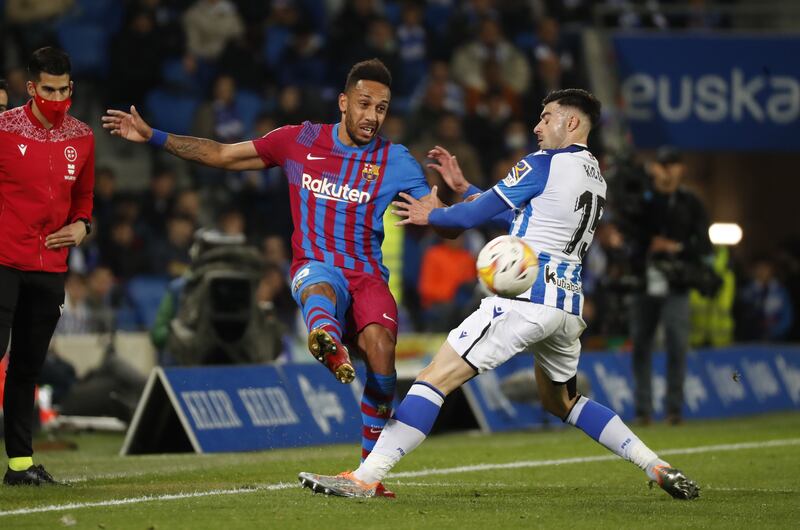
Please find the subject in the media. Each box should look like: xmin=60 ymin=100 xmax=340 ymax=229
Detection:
xmin=382 ymin=313 xmax=397 ymax=324
xmin=306 ymin=153 xmax=326 ymax=160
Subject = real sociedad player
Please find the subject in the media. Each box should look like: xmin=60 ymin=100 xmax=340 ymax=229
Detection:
xmin=103 ymin=59 xmax=443 ymax=495
xmin=298 ymin=89 xmax=700 ymax=501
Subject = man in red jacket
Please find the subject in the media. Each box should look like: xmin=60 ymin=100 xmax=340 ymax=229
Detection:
xmin=0 ymin=47 xmax=94 ymax=486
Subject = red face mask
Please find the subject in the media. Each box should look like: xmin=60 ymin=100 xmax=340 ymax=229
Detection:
xmin=33 ymin=85 xmax=72 ymax=125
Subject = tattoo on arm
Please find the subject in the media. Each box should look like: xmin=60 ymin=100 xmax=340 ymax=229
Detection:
xmin=164 ymin=135 xmax=222 ymax=166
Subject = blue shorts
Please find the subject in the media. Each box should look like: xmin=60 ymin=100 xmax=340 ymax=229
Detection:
xmin=290 ymin=260 xmax=399 ymax=339
xmin=290 ymin=260 xmax=351 ymax=325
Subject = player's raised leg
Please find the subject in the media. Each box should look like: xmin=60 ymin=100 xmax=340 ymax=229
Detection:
xmin=538 ymin=364 xmax=699 ymax=500
xmin=293 ymin=264 xmax=354 ymax=384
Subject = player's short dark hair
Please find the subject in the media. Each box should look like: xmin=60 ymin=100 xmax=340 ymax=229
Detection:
xmin=542 ymin=89 xmax=601 ymax=128
xmin=28 ymin=47 xmax=71 ymax=80
xmin=345 ymin=59 xmax=392 ymax=92
xmin=0 ymin=78 xmax=7 ymax=91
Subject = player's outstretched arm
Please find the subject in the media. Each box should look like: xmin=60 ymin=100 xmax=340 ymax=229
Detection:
xmin=394 ymin=187 xmax=508 ymax=230
xmin=102 ymin=106 xmax=265 ymax=171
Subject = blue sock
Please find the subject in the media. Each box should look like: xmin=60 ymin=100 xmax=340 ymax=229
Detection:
xmin=360 ymin=371 xmax=397 ymax=461
xmin=354 ymin=382 xmax=445 ymax=483
xmin=302 ymin=294 xmax=342 ymax=342
xmin=566 ymin=396 xmax=661 ymax=474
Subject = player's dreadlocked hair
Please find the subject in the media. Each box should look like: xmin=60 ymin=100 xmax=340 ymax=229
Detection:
xmin=542 ymin=89 xmax=601 ymax=129
xmin=345 ymin=59 xmax=392 ymax=92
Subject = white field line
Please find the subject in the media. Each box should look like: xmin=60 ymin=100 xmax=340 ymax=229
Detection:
xmin=2 ymin=437 xmax=798 ymax=517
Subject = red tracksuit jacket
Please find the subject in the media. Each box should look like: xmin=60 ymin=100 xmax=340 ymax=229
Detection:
xmin=0 ymin=102 xmax=94 ymax=272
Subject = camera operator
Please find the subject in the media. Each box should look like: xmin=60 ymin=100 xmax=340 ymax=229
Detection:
xmin=624 ymin=147 xmax=713 ymax=425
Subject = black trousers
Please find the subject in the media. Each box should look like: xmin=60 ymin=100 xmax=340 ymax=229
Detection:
xmin=0 ymin=265 xmax=64 ymax=458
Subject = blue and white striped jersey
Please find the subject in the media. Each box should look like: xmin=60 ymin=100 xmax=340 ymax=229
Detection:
xmin=491 ymin=144 xmax=606 ymax=316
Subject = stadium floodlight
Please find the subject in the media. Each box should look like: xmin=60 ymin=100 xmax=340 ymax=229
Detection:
xmin=709 ymin=223 xmax=742 ymax=246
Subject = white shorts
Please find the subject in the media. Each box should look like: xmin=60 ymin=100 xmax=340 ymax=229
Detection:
xmin=447 ymin=296 xmax=587 ymax=383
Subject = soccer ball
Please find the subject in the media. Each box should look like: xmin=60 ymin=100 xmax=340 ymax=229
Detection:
xmin=476 ymin=235 xmax=538 ymax=297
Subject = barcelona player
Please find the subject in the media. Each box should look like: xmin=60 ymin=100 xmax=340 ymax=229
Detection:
xmin=103 ymin=59 xmax=440 ymax=495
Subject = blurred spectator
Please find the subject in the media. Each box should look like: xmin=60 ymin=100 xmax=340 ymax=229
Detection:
xmin=86 ymin=267 xmax=117 ymax=333
xmin=140 ymin=0 xmax=187 ymax=57
xmin=149 ymin=214 xmax=196 ymax=277
xmin=408 ymin=60 xmax=465 ymax=118
xmin=217 ymin=208 xmax=246 ymax=236
xmin=464 ymin=58 xmax=523 ymax=117
xmin=465 ymin=101 xmax=520 ymax=176
xmin=396 ymin=0 xmax=429 ymax=97
xmin=360 ymin=18 xmax=401 ymax=91
xmin=192 ymin=74 xmax=246 ymax=143
xmin=55 ymin=272 xmax=92 ymax=335
xmin=407 ymin=65 xmax=460 ymax=142
xmin=277 ymin=23 xmax=328 ymax=89
xmin=182 ymin=0 xmax=244 ymax=61
xmin=217 ymin=35 xmax=268 ymax=91
xmin=173 ymin=188 xmax=204 ymax=225
xmin=531 ymin=17 xmax=582 ymax=101
xmin=92 ymin=166 xmax=116 ymax=230
xmin=417 ymin=234 xmax=477 ymax=331
xmin=101 ymin=219 xmax=151 ymax=279
xmin=140 ymin=168 xmax=178 ymax=237
xmin=445 ymin=0 xmax=500 ymax=53
xmin=451 ymin=17 xmax=531 ymax=99
xmin=263 ymin=0 xmax=302 ymax=75
xmin=108 ymin=9 xmax=164 ymax=108
xmin=274 ymin=85 xmax=307 ymax=126
xmin=737 ymin=258 xmax=794 ymax=342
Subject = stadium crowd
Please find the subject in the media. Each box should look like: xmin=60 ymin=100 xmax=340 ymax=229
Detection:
xmin=1 ymin=0 xmax=795 ymax=357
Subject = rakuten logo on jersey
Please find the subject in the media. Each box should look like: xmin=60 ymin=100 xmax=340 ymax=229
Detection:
xmin=621 ymin=69 xmax=799 ymax=124
xmin=301 ymin=173 xmax=371 ymax=204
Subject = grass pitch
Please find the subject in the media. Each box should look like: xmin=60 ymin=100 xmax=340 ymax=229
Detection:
xmin=1 ymin=412 xmax=799 ymax=529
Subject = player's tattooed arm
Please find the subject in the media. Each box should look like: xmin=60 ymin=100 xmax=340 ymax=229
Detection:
xmin=164 ymin=135 xmax=218 ymax=162
xmin=103 ymin=105 xmax=265 ymax=170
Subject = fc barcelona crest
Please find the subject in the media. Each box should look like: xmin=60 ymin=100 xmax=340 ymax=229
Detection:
xmin=361 ymin=163 xmax=381 ymax=181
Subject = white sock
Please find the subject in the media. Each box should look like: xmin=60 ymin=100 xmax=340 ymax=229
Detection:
xmin=353 ymin=382 xmax=445 ymax=484
xmin=566 ymin=396 xmax=664 ymax=478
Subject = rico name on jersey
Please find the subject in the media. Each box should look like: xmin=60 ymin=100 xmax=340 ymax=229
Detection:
xmin=252 ymin=121 xmax=430 ymax=281
xmin=491 ymin=144 xmax=607 ymax=316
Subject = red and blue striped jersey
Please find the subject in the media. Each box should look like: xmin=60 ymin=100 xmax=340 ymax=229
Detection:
xmin=253 ymin=121 xmax=430 ymax=281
